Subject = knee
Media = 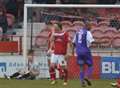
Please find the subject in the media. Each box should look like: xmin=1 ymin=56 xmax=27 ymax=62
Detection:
xmin=50 ymin=63 xmax=55 ymax=68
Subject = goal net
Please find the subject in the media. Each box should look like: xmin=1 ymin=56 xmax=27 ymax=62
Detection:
xmin=23 ymin=4 xmax=120 ymax=79
xmin=24 ymin=4 xmax=86 ymax=78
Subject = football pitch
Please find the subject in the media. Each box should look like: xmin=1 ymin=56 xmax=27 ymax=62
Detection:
xmin=0 ymin=79 xmax=115 ymax=88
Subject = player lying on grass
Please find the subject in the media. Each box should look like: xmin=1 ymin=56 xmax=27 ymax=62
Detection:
xmin=72 ymin=22 xmax=94 ymax=87
xmin=48 ymin=23 xmax=71 ymax=86
xmin=4 ymin=50 xmax=40 ymax=80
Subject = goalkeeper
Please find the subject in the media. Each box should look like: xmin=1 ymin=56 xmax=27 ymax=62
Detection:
xmin=4 ymin=50 xmax=40 ymax=80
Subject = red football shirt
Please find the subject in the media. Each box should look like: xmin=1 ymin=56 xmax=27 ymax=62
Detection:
xmin=53 ymin=32 xmax=69 ymax=55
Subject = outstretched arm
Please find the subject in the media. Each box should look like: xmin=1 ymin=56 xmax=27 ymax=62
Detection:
xmin=71 ymin=33 xmax=77 ymax=56
xmin=48 ymin=32 xmax=54 ymax=53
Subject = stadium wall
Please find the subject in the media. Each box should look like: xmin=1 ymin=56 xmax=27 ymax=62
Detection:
xmin=68 ymin=56 xmax=120 ymax=79
xmin=0 ymin=56 xmax=49 ymax=78
xmin=68 ymin=56 xmax=101 ymax=79
xmin=0 ymin=56 xmax=120 ymax=79
xmin=101 ymin=57 xmax=120 ymax=79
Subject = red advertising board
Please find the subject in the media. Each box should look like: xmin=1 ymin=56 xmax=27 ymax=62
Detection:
xmin=0 ymin=41 xmax=19 ymax=53
xmin=68 ymin=56 xmax=101 ymax=79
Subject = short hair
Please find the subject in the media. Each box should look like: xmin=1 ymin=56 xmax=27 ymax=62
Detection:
xmin=27 ymin=50 xmax=34 ymax=55
xmin=85 ymin=22 xmax=91 ymax=31
xmin=55 ymin=23 xmax=62 ymax=30
xmin=46 ymin=22 xmax=53 ymax=25
xmin=0 ymin=4 xmax=6 ymax=16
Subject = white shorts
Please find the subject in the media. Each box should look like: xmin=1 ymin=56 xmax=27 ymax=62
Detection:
xmin=51 ymin=54 xmax=67 ymax=66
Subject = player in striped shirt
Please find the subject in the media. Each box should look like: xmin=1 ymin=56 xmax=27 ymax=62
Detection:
xmin=72 ymin=23 xmax=94 ymax=87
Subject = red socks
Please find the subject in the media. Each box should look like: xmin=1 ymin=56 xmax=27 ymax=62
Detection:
xmin=49 ymin=67 xmax=56 ymax=80
xmin=63 ymin=68 xmax=68 ymax=82
xmin=49 ymin=66 xmax=68 ymax=82
xmin=58 ymin=66 xmax=68 ymax=82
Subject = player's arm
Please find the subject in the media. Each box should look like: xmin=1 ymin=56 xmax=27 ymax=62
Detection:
xmin=65 ymin=33 xmax=74 ymax=59
xmin=71 ymin=33 xmax=77 ymax=56
xmin=71 ymin=43 xmax=75 ymax=56
xmin=48 ymin=32 xmax=54 ymax=53
xmin=67 ymin=41 xmax=72 ymax=55
xmin=65 ymin=41 xmax=71 ymax=60
xmin=87 ymin=31 xmax=94 ymax=47
xmin=47 ymin=26 xmax=55 ymax=54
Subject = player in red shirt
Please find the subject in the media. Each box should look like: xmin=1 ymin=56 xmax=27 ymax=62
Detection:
xmin=48 ymin=23 xmax=71 ymax=86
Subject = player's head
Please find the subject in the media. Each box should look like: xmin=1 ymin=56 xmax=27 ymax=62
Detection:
xmin=75 ymin=21 xmax=85 ymax=31
xmin=46 ymin=22 xmax=53 ymax=30
xmin=54 ymin=22 xmax=62 ymax=32
xmin=0 ymin=7 xmax=4 ymax=16
xmin=28 ymin=50 xmax=34 ymax=63
xmin=28 ymin=49 xmax=34 ymax=55
xmin=85 ymin=22 xmax=91 ymax=31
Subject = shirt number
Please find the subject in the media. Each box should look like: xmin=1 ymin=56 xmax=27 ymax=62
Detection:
xmin=78 ymin=32 xmax=83 ymax=43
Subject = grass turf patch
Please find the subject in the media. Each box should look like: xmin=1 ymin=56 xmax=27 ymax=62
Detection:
xmin=0 ymin=79 xmax=115 ymax=88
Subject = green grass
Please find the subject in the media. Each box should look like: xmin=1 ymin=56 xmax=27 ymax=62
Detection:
xmin=0 ymin=79 xmax=115 ymax=88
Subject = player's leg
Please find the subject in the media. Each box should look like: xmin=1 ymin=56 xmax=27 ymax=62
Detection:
xmin=47 ymin=52 xmax=53 ymax=80
xmin=10 ymin=72 xmax=21 ymax=78
xmin=49 ymin=54 xmax=57 ymax=85
xmin=27 ymin=70 xmax=39 ymax=80
xmin=84 ymin=53 xmax=93 ymax=86
xmin=18 ymin=70 xmax=37 ymax=80
xmin=77 ymin=55 xmax=86 ymax=87
xmin=47 ymin=52 xmax=52 ymax=68
xmin=62 ymin=66 xmax=68 ymax=86
xmin=84 ymin=65 xmax=92 ymax=86
xmin=86 ymin=53 xmax=93 ymax=78
xmin=18 ymin=72 xmax=31 ymax=80
xmin=85 ymin=64 xmax=93 ymax=79
xmin=48 ymin=59 xmax=51 ymax=68
xmin=57 ymin=64 xmax=64 ymax=80
xmin=58 ymin=55 xmax=68 ymax=86
xmin=4 ymin=72 xmax=21 ymax=79
xmin=47 ymin=56 xmax=51 ymax=80
xmin=79 ymin=64 xmax=86 ymax=87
